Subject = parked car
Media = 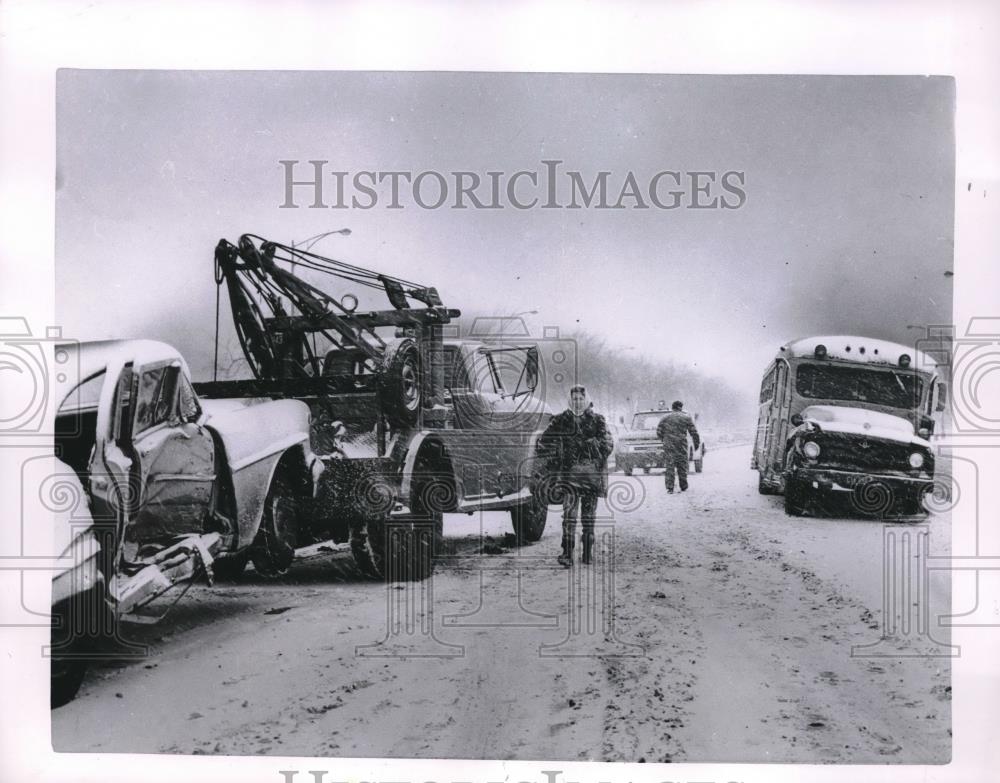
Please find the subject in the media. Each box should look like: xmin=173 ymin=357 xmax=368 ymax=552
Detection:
xmin=615 ymin=408 xmax=705 ymax=475
xmin=50 ymin=339 xmax=319 ymax=705
xmin=614 ymin=410 xmax=666 ymax=475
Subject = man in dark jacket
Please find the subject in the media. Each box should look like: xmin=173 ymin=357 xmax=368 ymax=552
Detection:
xmin=656 ymin=400 xmax=700 ymax=493
xmin=538 ymin=385 xmax=614 ymax=567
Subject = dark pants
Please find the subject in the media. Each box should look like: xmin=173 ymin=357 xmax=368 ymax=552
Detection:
xmin=664 ymin=449 xmax=688 ymax=491
xmin=561 ymin=487 xmax=598 ymax=554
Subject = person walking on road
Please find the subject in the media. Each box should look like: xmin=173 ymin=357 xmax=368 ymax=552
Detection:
xmin=538 ymin=385 xmax=614 ymax=567
xmin=656 ymin=400 xmax=700 ymax=494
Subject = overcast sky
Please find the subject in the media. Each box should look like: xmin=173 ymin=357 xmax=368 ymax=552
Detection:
xmin=56 ymin=71 xmax=954 ymax=390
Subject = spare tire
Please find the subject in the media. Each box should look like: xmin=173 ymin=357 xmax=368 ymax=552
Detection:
xmin=379 ymin=338 xmax=421 ymax=428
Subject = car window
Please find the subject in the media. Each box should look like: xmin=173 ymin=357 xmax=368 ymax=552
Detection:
xmin=58 ymin=370 xmax=105 ymax=415
xmin=134 ymin=366 xmax=172 ymax=434
xmin=631 ymin=413 xmax=665 ymax=431
xmin=176 ymin=372 xmax=201 ymax=421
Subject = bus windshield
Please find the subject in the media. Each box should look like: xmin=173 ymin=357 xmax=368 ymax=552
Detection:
xmin=631 ymin=412 xmax=665 ymax=431
xmin=795 ymin=363 xmax=923 ymax=409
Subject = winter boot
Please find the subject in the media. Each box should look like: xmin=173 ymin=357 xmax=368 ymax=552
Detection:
xmin=557 ymin=533 xmax=574 ymax=568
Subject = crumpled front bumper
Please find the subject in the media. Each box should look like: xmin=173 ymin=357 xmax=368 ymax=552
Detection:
xmin=788 ymin=467 xmax=933 ymax=497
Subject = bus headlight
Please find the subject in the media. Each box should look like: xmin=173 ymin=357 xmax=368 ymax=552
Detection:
xmin=802 ymin=441 xmax=821 ymax=459
xmin=909 ymin=451 xmax=925 ymax=469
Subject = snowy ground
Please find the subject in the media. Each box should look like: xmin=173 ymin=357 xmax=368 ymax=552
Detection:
xmin=53 ymin=444 xmax=951 ymax=763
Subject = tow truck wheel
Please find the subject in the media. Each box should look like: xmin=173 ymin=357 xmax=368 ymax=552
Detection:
xmin=411 ymin=478 xmax=446 ymax=560
xmin=251 ymin=472 xmax=300 ymax=578
xmin=379 ymin=338 xmax=422 ymax=428
xmin=511 ymin=493 xmax=548 ymax=543
xmin=366 ymin=513 xmax=433 ymax=582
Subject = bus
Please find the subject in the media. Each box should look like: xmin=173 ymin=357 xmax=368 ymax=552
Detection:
xmin=752 ymin=335 xmax=946 ymax=516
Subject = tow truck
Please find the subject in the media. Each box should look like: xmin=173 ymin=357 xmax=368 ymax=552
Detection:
xmin=194 ymin=234 xmax=554 ymax=580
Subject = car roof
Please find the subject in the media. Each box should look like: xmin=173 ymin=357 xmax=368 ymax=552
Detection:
xmin=55 ymin=339 xmax=190 ymax=406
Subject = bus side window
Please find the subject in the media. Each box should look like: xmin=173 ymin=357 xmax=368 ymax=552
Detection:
xmin=780 ymin=363 xmax=789 ymax=409
xmin=759 ymin=367 xmax=775 ymax=403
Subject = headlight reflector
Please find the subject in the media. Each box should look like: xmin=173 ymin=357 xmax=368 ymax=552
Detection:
xmin=909 ymin=451 xmax=925 ymax=469
xmin=802 ymin=440 xmax=821 ymax=459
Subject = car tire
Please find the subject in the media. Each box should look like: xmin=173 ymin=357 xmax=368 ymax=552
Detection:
xmin=212 ymin=550 xmax=250 ymax=581
xmin=901 ymin=488 xmax=930 ymax=518
xmin=251 ymin=471 xmax=300 ymax=578
xmin=51 ymin=650 xmax=88 ymax=709
xmin=642 ymin=466 xmax=650 ymax=474
xmin=510 ymin=493 xmax=547 ymax=543
xmin=50 ymin=586 xmax=108 ymax=708
xmin=694 ymin=459 xmax=703 ymax=474
xmin=784 ymin=478 xmax=808 ymax=516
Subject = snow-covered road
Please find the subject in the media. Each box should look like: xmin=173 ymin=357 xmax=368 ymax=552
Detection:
xmin=53 ymin=444 xmax=951 ymax=763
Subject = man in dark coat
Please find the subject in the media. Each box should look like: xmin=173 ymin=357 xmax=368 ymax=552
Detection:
xmin=537 ymin=385 xmax=614 ymax=567
xmin=656 ymin=400 xmax=700 ymax=493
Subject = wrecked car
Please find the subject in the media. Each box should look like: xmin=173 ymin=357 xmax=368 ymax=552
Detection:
xmin=50 ymin=339 xmax=318 ymax=705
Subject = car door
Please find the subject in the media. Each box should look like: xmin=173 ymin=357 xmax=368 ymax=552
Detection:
xmin=87 ymin=361 xmax=139 ymax=539
xmin=447 ymin=346 xmax=508 ymax=500
xmin=126 ymin=361 xmax=216 ymax=544
xmin=482 ymin=347 xmax=543 ymax=499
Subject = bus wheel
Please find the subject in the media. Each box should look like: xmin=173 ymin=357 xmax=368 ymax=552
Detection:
xmin=784 ymin=478 xmax=808 ymax=516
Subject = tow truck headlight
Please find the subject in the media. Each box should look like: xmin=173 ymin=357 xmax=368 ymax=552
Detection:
xmin=908 ymin=451 xmax=925 ymax=469
xmin=802 ymin=440 xmax=821 ymax=459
